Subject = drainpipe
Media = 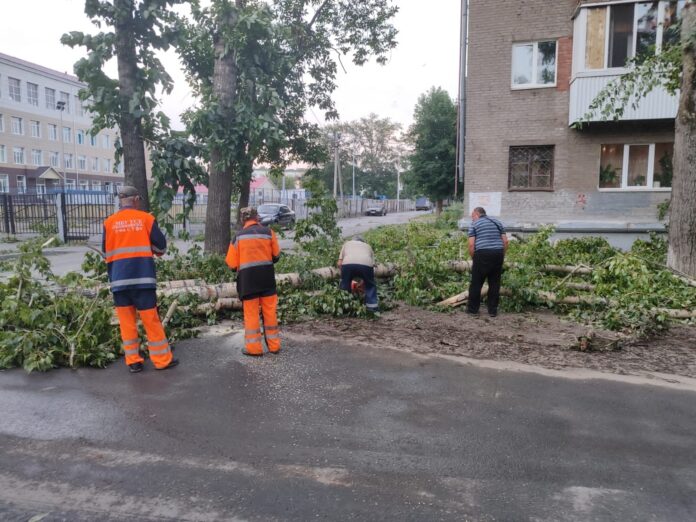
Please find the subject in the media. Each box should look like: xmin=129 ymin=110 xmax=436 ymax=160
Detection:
xmin=456 ymin=0 xmax=468 ymax=201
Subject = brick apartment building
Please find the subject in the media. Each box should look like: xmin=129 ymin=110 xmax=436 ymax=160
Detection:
xmin=0 ymin=52 xmax=126 ymax=194
xmin=464 ymin=0 xmax=684 ymax=227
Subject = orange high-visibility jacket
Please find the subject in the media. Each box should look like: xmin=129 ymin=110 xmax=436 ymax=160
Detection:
xmin=102 ymin=207 xmax=167 ymax=292
xmin=226 ymin=220 xmax=280 ymax=300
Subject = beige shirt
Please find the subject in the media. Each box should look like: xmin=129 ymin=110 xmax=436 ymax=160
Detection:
xmin=338 ymin=240 xmax=374 ymax=267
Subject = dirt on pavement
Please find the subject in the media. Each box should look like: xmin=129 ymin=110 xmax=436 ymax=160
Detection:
xmin=284 ymin=305 xmax=696 ymax=379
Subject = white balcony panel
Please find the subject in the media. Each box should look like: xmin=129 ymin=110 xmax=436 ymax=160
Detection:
xmin=569 ymin=74 xmax=678 ymax=125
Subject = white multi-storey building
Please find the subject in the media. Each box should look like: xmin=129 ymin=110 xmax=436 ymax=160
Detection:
xmin=0 ymin=52 xmax=125 ymax=194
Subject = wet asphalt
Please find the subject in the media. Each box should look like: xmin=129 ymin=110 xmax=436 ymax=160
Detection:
xmin=1 ymin=331 xmax=696 ymax=521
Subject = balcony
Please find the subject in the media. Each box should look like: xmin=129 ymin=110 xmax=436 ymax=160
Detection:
xmin=569 ymin=71 xmax=678 ymax=126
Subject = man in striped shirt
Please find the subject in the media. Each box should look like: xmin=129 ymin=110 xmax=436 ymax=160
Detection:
xmin=466 ymin=207 xmax=508 ymax=317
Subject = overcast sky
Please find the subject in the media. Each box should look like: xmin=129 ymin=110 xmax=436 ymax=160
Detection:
xmin=0 ymin=0 xmax=461 ymax=130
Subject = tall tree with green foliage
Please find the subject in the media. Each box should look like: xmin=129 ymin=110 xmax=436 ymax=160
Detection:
xmin=176 ymin=0 xmax=398 ymax=254
xmin=406 ymin=87 xmax=457 ymax=215
xmin=62 ymin=0 xmax=184 ymax=210
xmin=579 ymin=2 xmax=696 ymax=278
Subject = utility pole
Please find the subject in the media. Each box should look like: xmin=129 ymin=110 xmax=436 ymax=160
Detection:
xmin=352 ymin=151 xmax=356 ymax=199
xmin=56 ymin=101 xmax=66 ymax=189
xmin=456 ymin=0 xmax=469 ymax=200
xmin=333 ymin=131 xmax=339 ymax=198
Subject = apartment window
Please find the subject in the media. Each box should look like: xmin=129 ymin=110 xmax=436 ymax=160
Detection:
xmin=60 ymin=91 xmax=70 ymax=113
xmin=63 ymin=127 xmax=72 ymax=143
xmin=0 ymin=145 xmax=5 ymax=163
xmin=11 ymin=117 xmax=23 ymax=135
xmin=13 ymin=147 xmax=25 ymax=165
xmin=75 ymin=96 xmax=84 ymax=117
xmin=27 ymin=82 xmax=39 ymax=106
xmin=36 ymin=182 xmax=46 ymax=195
xmin=508 ymin=146 xmax=554 ymax=190
xmin=102 ymin=134 xmax=110 ymax=148
xmin=599 ymin=143 xmax=673 ymax=189
xmin=48 ymin=124 xmax=58 ymax=141
xmin=91 ymin=181 xmax=102 ymax=191
xmin=512 ymin=41 xmax=557 ymax=88
xmin=16 ymin=175 xmax=27 ymax=194
xmin=32 ymin=149 xmax=42 ymax=166
xmin=45 ymin=87 xmax=56 ymax=109
xmin=49 ymin=152 xmax=60 ymax=167
xmin=65 ymin=179 xmax=76 ymax=190
xmin=64 ymin=153 xmax=74 ymax=169
xmin=91 ymin=157 xmax=99 ymax=171
xmin=30 ymin=120 xmax=41 ymax=138
xmin=78 ymin=155 xmax=87 ymax=170
xmin=8 ymin=77 xmax=21 ymax=102
xmin=79 ymin=179 xmax=89 ymax=191
xmin=90 ymin=134 xmax=97 ymax=147
xmin=0 ymin=174 xmax=9 ymax=193
xmin=0 ymin=114 xmax=3 ymax=132
xmin=117 ymin=162 xmax=124 ymax=175
xmin=104 ymin=181 xmax=113 ymax=193
xmin=663 ymin=1 xmax=687 ymax=47
xmin=103 ymin=158 xmax=112 ymax=173
xmin=77 ymin=129 xmax=85 ymax=145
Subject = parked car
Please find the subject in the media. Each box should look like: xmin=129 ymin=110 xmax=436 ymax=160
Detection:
xmin=257 ymin=203 xmax=296 ymax=228
xmin=415 ymin=197 xmax=431 ymax=211
xmin=365 ymin=204 xmax=387 ymax=216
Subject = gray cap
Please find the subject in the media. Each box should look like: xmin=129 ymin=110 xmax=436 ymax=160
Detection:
xmin=118 ymin=186 xmax=140 ymax=198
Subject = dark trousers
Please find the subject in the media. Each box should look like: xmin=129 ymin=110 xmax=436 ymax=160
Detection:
xmin=467 ymin=250 xmax=505 ymax=314
xmin=340 ymin=264 xmax=379 ymax=311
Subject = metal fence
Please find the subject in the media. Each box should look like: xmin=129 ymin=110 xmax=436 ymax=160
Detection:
xmin=1 ymin=193 xmax=58 ymax=236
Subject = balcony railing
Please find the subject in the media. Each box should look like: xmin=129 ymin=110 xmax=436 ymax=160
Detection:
xmin=569 ymin=72 xmax=678 ymax=125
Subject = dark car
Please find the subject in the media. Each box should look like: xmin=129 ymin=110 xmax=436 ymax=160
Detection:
xmin=257 ymin=203 xmax=296 ymax=228
xmin=415 ymin=197 xmax=431 ymax=211
xmin=365 ymin=204 xmax=387 ymax=216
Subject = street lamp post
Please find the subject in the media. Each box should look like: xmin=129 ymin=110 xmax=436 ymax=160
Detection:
xmin=56 ymin=101 xmax=66 ymax=190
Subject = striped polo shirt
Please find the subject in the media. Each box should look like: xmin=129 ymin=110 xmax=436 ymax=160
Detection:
xmin=468 ymin=216 xmax=505 ymax=252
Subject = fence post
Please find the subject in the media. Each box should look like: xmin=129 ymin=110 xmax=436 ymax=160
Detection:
xmin=56 ymin=193 xmax=67 ymax=243
xmin=7 ymin=195 xmax=16 ymax=235
xmin=0 ymin=195 xmax=8 ymax=234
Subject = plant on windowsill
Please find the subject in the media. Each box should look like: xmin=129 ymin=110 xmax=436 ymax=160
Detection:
xmin=657 ymin=152 xmax=673 ymax=188
xmin=599 ymin=164 xmax=619 ymax=188
xmin=633 ymin=175 xmax=647 ymax=187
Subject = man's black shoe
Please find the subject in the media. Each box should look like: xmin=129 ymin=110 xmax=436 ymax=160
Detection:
xmin=129 ymin=362 xmax=144 ymax=373
xmin=156 ymin=358 xmax=179 ymax=370
xmin=488 ymin=311 xmax=498 ymax=318
xmin=466 ymin=309 xmax=479 ymax=316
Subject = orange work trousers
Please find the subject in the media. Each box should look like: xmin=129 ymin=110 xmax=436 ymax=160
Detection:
xmin=115 ymin=306 xmax=173 ymax=369
xmin=243 ymin=294 xmax=280 ymax=355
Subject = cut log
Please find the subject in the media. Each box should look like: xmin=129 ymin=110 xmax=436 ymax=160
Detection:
xmin=447 ymin=260 xmax=592 ymax=275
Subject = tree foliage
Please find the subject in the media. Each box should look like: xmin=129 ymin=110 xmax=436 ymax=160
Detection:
xmin=405 ymin=87 xmax=457 ymax=210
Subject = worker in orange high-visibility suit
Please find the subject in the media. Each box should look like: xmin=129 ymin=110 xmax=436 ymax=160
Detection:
xmin=226 ymin=207 xmax=281 ymax=356
xmin=103 ymin=186 xmax=178 ymax=373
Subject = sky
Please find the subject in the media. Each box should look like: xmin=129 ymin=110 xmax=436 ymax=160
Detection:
xmin=0 ymin=0 xmax=462 ymax=131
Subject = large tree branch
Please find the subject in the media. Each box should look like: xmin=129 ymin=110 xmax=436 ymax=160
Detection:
xmin=308 ymin=0 xmax=331 ymax=30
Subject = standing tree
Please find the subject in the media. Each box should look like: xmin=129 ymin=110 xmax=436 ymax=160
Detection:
xmin=579 ymin=2 xmax=696 ymax=278
xmin=175 ymin=0 xmax=398 ymax=254
xmin=406 ymin=87 xmax=457 ymax=215
xmin=62 ymin=0 xmax=184 ymax=209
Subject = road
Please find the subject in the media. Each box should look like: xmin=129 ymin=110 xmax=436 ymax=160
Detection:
xmin=1 ymin=210 xmax=425 ymax=277
xmin=1 ymin=332 xmax=695 ymax=521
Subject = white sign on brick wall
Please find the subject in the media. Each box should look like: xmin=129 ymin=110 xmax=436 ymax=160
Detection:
xmin=469 ymin=192 xmax=502 ymax=217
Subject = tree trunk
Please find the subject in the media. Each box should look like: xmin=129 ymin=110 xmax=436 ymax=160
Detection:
xmin=114 ymin=0 xmax=149 ymax=210
xmin=204 ymin=1 xmax=243 ymax=254
xmin=668 ymin=4 xmax=696 ymax=278
xmin=235 ymin=154 xmax=253 ymax=229
xmin=436 ymin=199 xmax=443 ymax=215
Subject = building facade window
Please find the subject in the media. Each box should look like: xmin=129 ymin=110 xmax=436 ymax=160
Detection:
xmin=11 ymin=117 xmax=23 ymax=135
xmin=16 ymin=175 xmax=27 ymax=194
xmin=64 ymin=153 xmax=74 ymax=169
xmin=27 ymin=82 xmax=39 ymax=106
xmin=102 ymin=134 xmax=110 ymax=148
xmin=103 ymin=158 xmax=111 ymax=172
xmin=48 ymin=124 xmax=58 ymax=141
xmin=63 ymin=126 xmax=72 ymax=143
xmin=512 ymin=41 xmax=557 ymax=88
xmin=0 ymin=145 xmax=6 ymax=163
xmin=0 ymin=114 xmax=3 ymax=132
xmin=104 ymin=181 xmax=113 ymax=193
xmin=599 ymin=143 xmax=673 ymax=189
xmin=91 ymin=157 xmax=99 ymax=171
xmin=91 ymin=181 xmax=102 ymax=191
xmin=60 ymin=91 xmax=71 ymax=113
xmin=49 ymin=152 xmax=60 ymax=167
xmin=32 ymin=149 xmax=42 ymax=166
xmin=77 ymin=129 xmax=85 ymax=145
xmin=79 ymin=179 xmax=89 ymax=191
xmin=90 ymin=134 xmax=97 ymax=147
xmin=13 ymin=147 xmax=25 ymax=165
xmin=78 ymin=155 xmax=87 ymax=170
xmin=65 ymin=179 xmax=76 ymax=190
xmin=508 ymin=145 xmax=554 ymax=190
xmin=45 ymin=87 xmax=56 ymax=109
xmin=0 ymin=174 xmax=9 ymax=193
xmin=30 ymin=120 xmax=41 ymax=138
xmin=8 ymin=77 xmax=21 ymax=102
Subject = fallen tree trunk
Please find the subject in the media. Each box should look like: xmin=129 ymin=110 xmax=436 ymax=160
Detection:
xmin=447 ymin=260 xmax=593 ymax=275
